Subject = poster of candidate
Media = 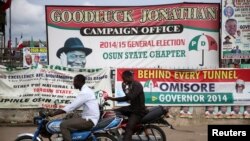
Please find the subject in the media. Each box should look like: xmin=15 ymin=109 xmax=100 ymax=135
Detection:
xmin=46 ymin=3 xmax=220 ymax=69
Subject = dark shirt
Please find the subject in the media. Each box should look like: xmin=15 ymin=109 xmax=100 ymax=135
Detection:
xmin=235 ymin=49 xmax=241 ymax=54
xmin=115 ymin=80 xmax=146 ymax=115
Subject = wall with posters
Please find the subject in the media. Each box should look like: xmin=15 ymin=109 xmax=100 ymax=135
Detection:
xmin=1 ymin=67 xmax=250 ymax=124
xmin=46 ymin=3 xmax=220 ymax=69
xmin=220 ymin=0 xmax=250 ymax=68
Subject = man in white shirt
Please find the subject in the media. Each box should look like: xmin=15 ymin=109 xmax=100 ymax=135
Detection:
xmin=49 ymin=74 xmax=100 ymax=141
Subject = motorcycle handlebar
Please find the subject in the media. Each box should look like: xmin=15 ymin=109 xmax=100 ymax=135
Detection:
xmin=99 ymin=101 xmax=111 ymax=112
xmin=38 ymin=109 xmax=50 ymax=118
xmin=103 ymin=101 xmax=110 ymax=106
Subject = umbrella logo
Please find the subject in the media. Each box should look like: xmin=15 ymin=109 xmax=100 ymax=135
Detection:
xmin=188 ymin=33 xmax=217 ymax=66
xmin=144 ymin=80 xmax=158 ymax=92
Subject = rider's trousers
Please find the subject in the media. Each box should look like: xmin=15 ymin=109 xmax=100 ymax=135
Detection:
xmin=60 ymin=117 xmax=94 ymax=141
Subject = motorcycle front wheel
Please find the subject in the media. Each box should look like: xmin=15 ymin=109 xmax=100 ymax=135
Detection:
xmin=134 ymin=124 xmax=166 ymax=141
xmin=15 ymin=135 xmax=41 ymax=141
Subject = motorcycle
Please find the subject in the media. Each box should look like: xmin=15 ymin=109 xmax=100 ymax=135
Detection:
xmin=15 ymin=108 xmax=123 ymax=141
xmin=101 ymin=102 xmax=174 ymax=141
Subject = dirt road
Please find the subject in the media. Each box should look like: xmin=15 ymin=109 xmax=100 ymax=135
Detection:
xmin=0 ymin=125 xmax=207 ymax=141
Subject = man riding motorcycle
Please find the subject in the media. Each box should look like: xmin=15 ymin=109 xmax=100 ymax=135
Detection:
xmin=48 ymin=74 xmax=100 ymax=141
xmin=105 ymin=70 xmax=147 ymax=141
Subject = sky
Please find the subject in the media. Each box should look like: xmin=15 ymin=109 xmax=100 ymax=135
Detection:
xmin=6 ymin=0 xmax=221 ymax=45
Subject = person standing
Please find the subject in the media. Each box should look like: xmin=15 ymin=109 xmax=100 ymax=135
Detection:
xmin=234 ymin=46 xmax=241 ymax=54
xmin=105 ymin=70 xmax=147 ymax=141
xmin=49 ymin=74 xmax=100 ymax=141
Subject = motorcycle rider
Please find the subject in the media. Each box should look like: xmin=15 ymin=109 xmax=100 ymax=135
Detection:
xmin=48 ymin=74 xmax=100 ymax=141
xmin=105 ymin=70 xmax=147 ymax=141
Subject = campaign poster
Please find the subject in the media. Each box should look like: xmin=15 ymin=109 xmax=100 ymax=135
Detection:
xmin=46 ymin=3 xmax=219 ymax=69
xmin=23 ymin=47 xmax=48 ymax=67
xmin=115 ymin=68 xmax=250 ymax=106
xmin=221 ymin=0 xmax=250 ymax=59
xmin=0 ymin=66 xmax=112 ymax=109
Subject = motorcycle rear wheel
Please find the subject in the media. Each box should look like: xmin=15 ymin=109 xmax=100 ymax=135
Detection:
xmin=134 ymin=125 xmax=166 ymax=141
xmin=15 ymin=135 xmax=41 ymax=141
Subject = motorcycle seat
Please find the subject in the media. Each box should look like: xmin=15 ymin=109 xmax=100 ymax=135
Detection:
xmin=91 ymin=117 xmax=116 ymax=131
xmin=141 ymin=106 xmax=165 ymax=124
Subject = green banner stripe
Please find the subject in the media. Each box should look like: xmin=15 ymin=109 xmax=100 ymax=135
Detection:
xmin=145 ymin=92 xmax=233 ymax=104
xmin=184 ymin=26 xmax=219 ymax=32
xmin=48 ymin=24 xmax=80 ymax=30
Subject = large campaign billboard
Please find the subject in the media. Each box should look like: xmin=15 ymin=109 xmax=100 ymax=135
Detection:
xmin=115 ymin=68 xmax=250 ymax=106
xmin=46 ymin=3 xmax=220 ymax=69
